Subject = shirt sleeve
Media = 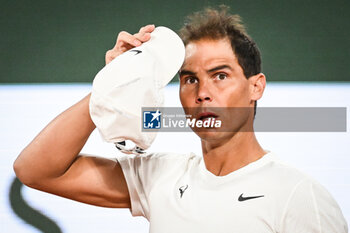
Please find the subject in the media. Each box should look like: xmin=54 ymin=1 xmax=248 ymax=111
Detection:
xmin=116 ymin=152 xmax=186 ymax=219
xmin=280 ymin=178 xmax=348 ymax=233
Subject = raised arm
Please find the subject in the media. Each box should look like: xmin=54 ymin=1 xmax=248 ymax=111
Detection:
xmin=13 ymin=24 xmax=155 ymax=208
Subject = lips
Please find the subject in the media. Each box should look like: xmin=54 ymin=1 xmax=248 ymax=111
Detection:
xmin=197 ymin=112 xmax=219 ymax=120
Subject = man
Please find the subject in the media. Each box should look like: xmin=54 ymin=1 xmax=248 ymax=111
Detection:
xmin=14 ymin=6 xmax=347 ymax=233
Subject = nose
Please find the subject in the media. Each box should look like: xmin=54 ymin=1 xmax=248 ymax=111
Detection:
xmin=196 ymin=80 xmax=212 ymax=104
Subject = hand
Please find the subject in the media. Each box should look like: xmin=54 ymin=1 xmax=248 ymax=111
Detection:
xmin=105 ymin=24 xmax=155 ymax=65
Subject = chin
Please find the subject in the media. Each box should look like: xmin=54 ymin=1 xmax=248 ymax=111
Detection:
xmin=194 ymin=130 xmax=235 ymax=142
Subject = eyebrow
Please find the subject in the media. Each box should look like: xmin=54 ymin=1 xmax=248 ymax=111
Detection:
xmin=178 ymin=69 xmax=196 ymax=77
xmin=179 ymin=65 xmax=232 ymax=78
xmin=208 ymin=65 xmax=232 ymax=73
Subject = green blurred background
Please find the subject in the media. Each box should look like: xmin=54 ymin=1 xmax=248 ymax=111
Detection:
xmin=1 ymin=0 xmax=349 ymax=83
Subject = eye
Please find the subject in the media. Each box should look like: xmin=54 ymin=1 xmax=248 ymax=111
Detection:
xmin=214 ymin=73 xmax=227 ymax=81
xmin=184 ymin=76 xmax=198 ymax=84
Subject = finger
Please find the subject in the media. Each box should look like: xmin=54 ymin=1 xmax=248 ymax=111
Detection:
xmin=105 ymin=42 xmax=134 ymax=64
xmin=134 ymin=24 xmax=154 ymax=42
xmin=114 ymin=31 xmax=141 ymax=50
xmin=139 ymin=24 xmax=155 ymax=34
xmin=105 ymin=49 xmax=118 ymax=64
xmin=134 ymin=31 xmax=152 ymax=43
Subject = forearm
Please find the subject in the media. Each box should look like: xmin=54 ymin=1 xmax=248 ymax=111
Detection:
xmin=14 ymin=93 xmax=96 ymax=185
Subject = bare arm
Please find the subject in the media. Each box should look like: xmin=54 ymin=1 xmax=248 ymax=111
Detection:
xmin=13 ymin=24 xmax=155 ymax=208
xmin=14 ymin=94 xmax=131 ymax=207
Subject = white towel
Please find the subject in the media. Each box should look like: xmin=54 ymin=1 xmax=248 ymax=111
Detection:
xmin=89 ymin=26 xmax=185 ymax=154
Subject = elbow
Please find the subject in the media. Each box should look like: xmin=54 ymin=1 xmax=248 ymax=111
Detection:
xmin=13 ymin=156 xmax=37 ymax=188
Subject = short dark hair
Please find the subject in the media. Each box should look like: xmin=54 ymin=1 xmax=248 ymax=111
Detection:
xmin=179 ymin=5 xmax=262 ymax=116
xmin=179 ymin=5 xmax=261 ymax=78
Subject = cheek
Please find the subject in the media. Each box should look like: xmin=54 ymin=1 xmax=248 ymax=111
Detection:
xmin=223 ymin=81 xmax=250 ymax=106
xmin=179 ymin=84 xmax=190 ymax=106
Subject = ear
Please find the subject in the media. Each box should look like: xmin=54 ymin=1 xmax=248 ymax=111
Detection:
xmin=249 ymin=73 xmax=266 ymax=101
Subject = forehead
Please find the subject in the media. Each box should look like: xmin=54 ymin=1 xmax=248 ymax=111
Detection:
xmin=181 ymin=38 xmax=238 ymax=70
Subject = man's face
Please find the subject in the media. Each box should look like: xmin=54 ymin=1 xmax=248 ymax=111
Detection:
xmin=179 ymin=38 xmax=255 ymax=141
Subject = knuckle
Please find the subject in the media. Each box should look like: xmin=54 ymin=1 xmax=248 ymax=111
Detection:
xmin=118 ymin=31 xmax=126 ymax=36
xmin=133 ymin=32 xmax=140 ymax=39
xmin=105 ymin=50 xmax=115 ymax=59
xmin=117 ymin=31 xmax=127 ymax=39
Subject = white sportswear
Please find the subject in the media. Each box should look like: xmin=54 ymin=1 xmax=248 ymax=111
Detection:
xmin=117 ymin=151 xmax=348 ymax=233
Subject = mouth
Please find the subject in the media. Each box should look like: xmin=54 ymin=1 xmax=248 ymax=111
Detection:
xmin=197 ymin=112 xmax=219 ymax=121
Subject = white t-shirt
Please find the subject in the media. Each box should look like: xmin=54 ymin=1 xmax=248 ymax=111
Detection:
xmin=117 ymin=151 xmax=348 ymax=233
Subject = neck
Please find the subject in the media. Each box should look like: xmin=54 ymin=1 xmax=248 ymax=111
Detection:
xmin=201 ymin=132 xmax=266 ymax=176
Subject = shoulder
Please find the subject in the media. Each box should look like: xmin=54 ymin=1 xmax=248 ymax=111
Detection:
xmin=269 ymin=153 xmax=345 ymax=212
xmin=261 ymin=152 xmax=320 ymax=187
xmin=116 ymin=151 xmax=199 ymax=172
xmin=258 ymin=152 xmax=336 ymax=202
xmin=265 ymin=153 xmax=347 ymax=232
xmin=141 ymin=151 xmax=196 ymax=160
xmin=118 ymin=151 xmax=198 ymax=162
